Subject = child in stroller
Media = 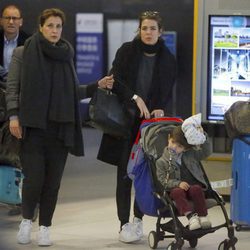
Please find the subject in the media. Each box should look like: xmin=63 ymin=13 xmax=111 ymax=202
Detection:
xmin=130 ymin=116 xmax=237 ymax=249
xmin=156 ymin=122 xmax=212 ymax=231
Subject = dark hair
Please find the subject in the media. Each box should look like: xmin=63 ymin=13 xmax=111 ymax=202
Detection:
xmin=1 ymin=5 xmax=22 ymax=18
xmin=138 ymin=11 xmax=163 ymax=31
xmin=169 ymin=126 xmax=193 ymax=150
xmin=39 ymin=8 xmax=65 ymax=27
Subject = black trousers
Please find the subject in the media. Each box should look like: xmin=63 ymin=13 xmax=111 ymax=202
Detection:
xmin=20 ymin=126 xmax=68 ymax=227
xmin=116 ymin=138 xmax=143 ymax=227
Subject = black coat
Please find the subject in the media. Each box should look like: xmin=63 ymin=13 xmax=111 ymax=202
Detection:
xmin=0 ymin=29 xmax=30 ymax=67
xmin=97 ymin=38 xmax=177 ymax=166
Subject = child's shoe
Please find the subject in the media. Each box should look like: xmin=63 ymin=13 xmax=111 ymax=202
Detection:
xmin=200 ymin=216 xmax=212 ymax=229
xmin=188 ymin=213 xmax=201 ymax=230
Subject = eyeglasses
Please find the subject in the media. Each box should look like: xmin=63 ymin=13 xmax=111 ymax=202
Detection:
xmin=141 ymin=11 xmax=160 ymax=18
xmin=1 ymin=16 xmax=22 ymax=21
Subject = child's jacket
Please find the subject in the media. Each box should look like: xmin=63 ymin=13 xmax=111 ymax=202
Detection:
xmin=156 ymin=134 xmax=212 ymax=191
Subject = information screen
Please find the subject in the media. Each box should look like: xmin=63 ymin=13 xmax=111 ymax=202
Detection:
xmin=207 ymin=15 xmax=250 ymax=121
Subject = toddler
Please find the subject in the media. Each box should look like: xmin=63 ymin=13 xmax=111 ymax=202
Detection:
xmin=156 ymin=124 xmax=212 ymax=230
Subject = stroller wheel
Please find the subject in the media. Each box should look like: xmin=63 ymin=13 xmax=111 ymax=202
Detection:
xmin=148 ymin=231 xmax=158 ymax=249
xmin=166 ymin=239 xmax=184 ymax=250
xmin=218 ymin=239 xmax=236 ymax=250
xmin=188 ymin=238 xmax=198 ymax=248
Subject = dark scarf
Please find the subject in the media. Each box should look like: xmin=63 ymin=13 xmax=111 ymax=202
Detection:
xmin=137 ymin=37 xmax=162 ymax=54
xmin=19 ymin=32 xmax=84 ymax=155
xmin=20 ymin=32 xmax=76 ymax=128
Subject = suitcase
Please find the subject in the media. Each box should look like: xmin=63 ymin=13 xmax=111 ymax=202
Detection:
xmin=0 ymin=165 xmax=23 ymax=205
xmin=230 ymin=136 xmax=250 ymax=231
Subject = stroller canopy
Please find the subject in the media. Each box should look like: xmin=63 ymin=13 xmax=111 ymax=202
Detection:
xmin=140 ymin=118 xmax=182 ymax=160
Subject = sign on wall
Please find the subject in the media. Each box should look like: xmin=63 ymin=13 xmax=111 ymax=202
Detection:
xmin=76 ymin=13 xmax=104 ymax=84
xmin=162 ymin=31 xmax=177 ymax=57
xmin=207 ymin=15 xmax=250 ymax=121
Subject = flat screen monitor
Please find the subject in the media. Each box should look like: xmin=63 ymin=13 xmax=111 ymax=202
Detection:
xmin=207 ymin=15 xmax=250 ymax=121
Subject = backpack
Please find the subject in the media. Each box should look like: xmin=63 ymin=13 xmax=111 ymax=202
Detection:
xmin=224 ymin=101 xmax=250 ymax=144
xmin=132 ymin=156 xmax=164 ymax=216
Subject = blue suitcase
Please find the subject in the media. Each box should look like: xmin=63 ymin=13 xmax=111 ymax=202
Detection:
xmin=0 ymin=165 xmax=23 ymax=205
xmin=231 ymin=136 xmax=250 ymax=230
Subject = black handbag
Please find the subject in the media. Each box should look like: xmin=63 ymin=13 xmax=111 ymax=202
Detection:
xmin=88 ymin=88 xmax=132 ymax=137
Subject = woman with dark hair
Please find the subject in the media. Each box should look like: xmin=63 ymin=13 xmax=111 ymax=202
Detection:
xmin=6 ymin=8 xmax=113 ymax=246
xmin=97 ymin=11 xmax=177 ymax=243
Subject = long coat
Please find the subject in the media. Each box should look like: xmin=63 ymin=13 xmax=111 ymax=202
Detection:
xmin=6 ymin=46 xmax=98 ymax=157
xmin=97 ymin=38 xmax=177 ymax=166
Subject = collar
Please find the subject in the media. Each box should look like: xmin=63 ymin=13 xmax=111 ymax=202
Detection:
xmin=4 ymin=33 xmax=19 ymax=43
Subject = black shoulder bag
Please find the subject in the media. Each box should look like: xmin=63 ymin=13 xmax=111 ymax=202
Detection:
xmin=88 ymin=88 xmax=133 ymax=137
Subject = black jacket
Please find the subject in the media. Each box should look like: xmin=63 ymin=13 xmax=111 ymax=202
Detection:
xmin=97 ymin=38 xmax=177 ymax=166
xmin=0 ymin=29 xmax=29 ymax=67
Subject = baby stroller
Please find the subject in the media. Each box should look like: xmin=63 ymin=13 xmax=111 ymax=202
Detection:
xmin=128 ymin=117 xmax=237 ymax=250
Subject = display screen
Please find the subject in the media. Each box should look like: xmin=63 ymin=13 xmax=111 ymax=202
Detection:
xmin=207 ymin=15 xmax=250 ymax=121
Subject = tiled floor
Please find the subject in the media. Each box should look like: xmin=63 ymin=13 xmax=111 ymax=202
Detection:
xmin=0 ymin=128 xmax=249 ymax=250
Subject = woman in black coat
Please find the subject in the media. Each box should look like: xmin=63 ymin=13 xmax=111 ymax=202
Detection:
xmin=6 ymin=8 xmax=113 ymax=247
xmin=97 ymin=11 xmax=177 ymax=243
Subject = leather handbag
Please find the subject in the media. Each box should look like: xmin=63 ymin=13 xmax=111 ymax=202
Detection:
xmin=88 ymin=88 xmax=131 ymax=137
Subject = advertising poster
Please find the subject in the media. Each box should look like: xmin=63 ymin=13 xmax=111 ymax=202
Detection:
xmin=207 ymin=15 xmax=250 ymax=121
xmin=76 ymin=13 xmax=104 ymax=84
xmin=75 ymin=13 xmax=104 ymax=121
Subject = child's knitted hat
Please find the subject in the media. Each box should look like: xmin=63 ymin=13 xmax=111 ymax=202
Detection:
xmin=181 ymin=113 xmax=206 ymax=145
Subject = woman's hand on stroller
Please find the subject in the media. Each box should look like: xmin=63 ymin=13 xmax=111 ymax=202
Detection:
xmin=179 ymin=181 xmax=190 ymax=191
xmin=134 ymin=96 xmax=151 ymax=119
xmin=151 ymin=109 xmax=164 ymax=118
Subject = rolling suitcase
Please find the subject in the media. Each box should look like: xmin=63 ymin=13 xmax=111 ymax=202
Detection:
xmin=230 ymin=136 xmax=250 ymax=231
xmin=0 ymin=165 xmax=23 ymax=205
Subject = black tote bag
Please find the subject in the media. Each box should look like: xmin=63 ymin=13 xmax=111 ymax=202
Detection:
xmin=88 ymin=88 xmax=132 ymax=137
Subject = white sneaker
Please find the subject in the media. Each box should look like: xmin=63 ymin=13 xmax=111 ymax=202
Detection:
xmin=188 ymin=214 xmax=201 ymax=231
xmin=119 ymin=222 xmax=141 ymax=243
xmin=17 ymin=219 xmax=32 ymax=244
xmin=200 ymin=216 xmax=212 ymax=229
xmin=37 ymin=226 xmax=52 ymax=246
xmin=132 ymin=217 xmax=143 ymax=239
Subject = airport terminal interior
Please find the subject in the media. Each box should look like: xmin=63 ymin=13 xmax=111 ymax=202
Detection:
xmin=0 ymin=127 xmax=249 ymax=250
xmin=1 ymin=1 xmax=250 ymax=250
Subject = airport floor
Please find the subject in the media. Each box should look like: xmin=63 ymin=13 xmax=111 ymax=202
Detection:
xmin=0 ymin=127 xmax=249 ymax=250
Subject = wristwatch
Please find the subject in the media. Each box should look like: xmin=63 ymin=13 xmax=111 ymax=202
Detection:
xmin=132 ymin=94 xmax=138 ymax=101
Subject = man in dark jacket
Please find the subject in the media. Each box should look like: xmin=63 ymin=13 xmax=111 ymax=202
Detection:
xmin=0 ymin=4 xmax=29 ymax=86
